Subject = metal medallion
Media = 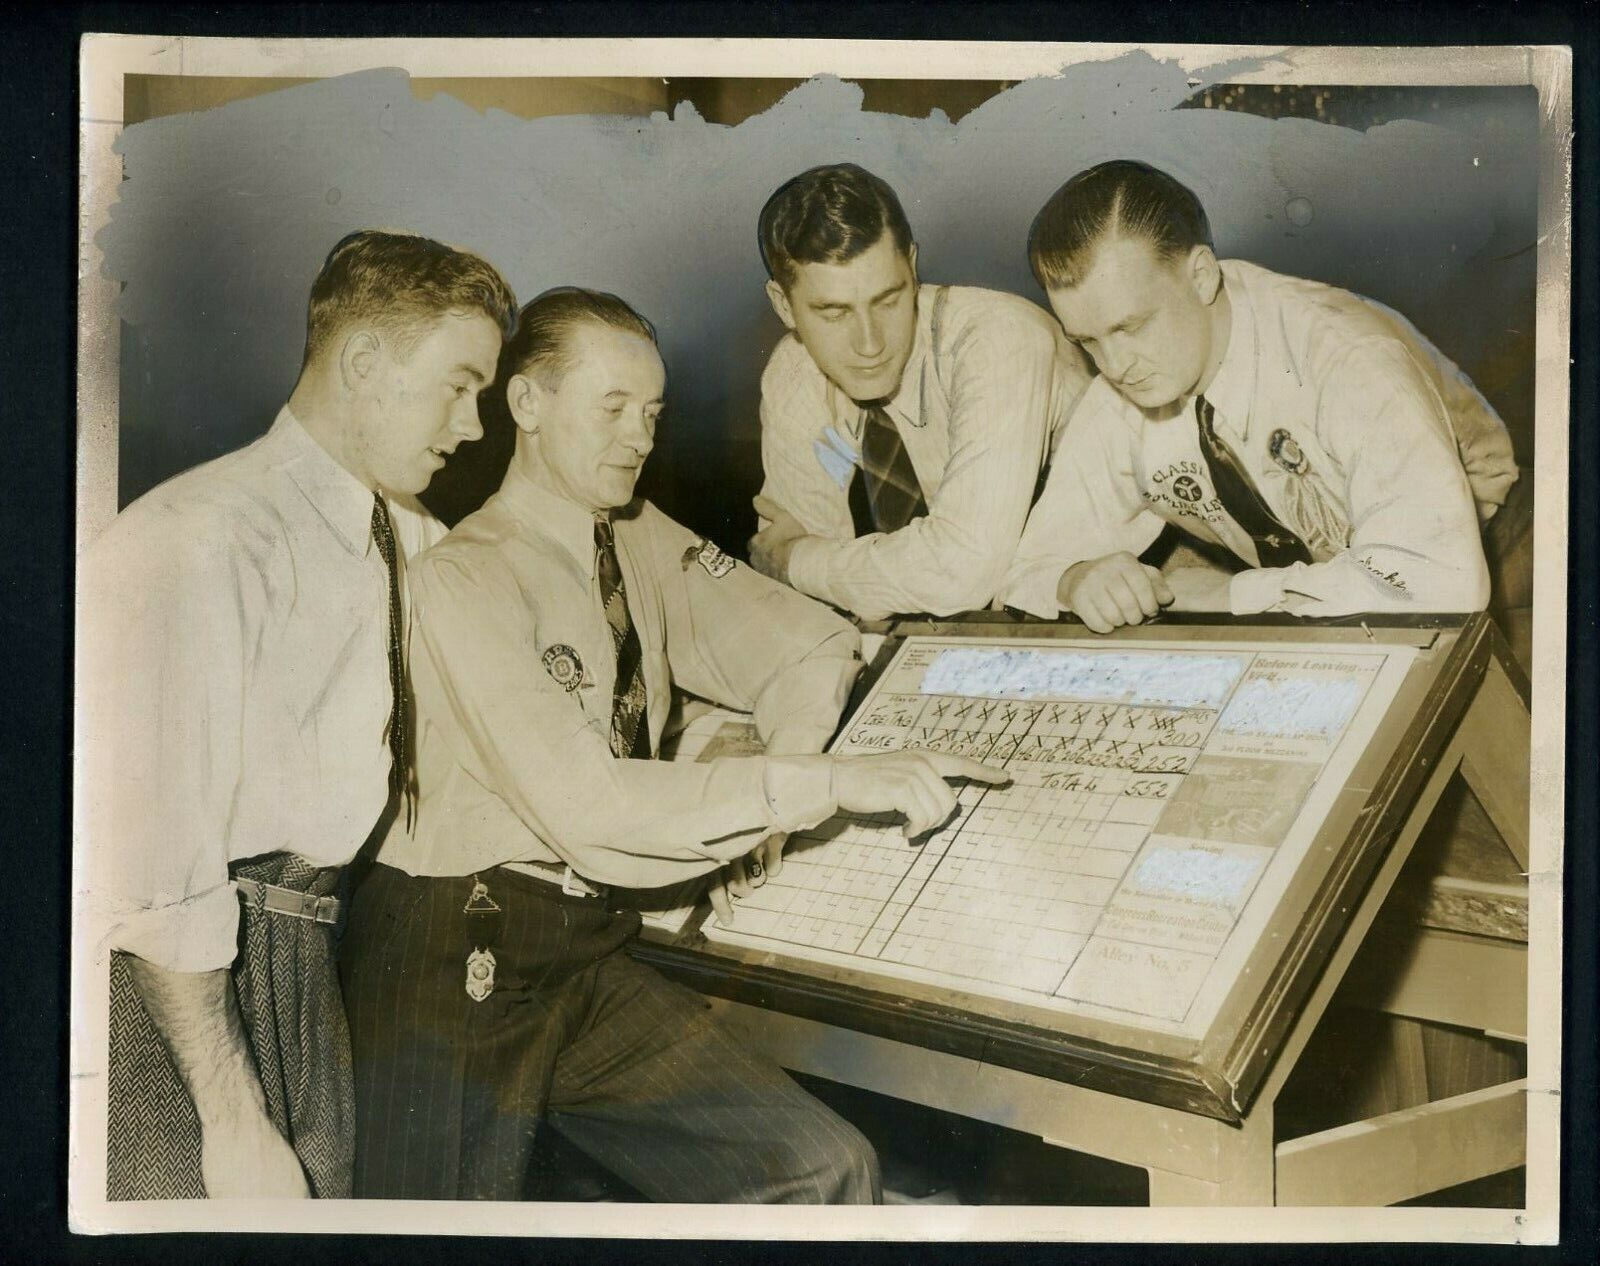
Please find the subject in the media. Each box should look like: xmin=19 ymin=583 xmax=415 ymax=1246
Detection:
xmin=1269 ymin=428 xmax=1310 ymax=475
xmin=465 ymin=947 xmax=497 ymax=1002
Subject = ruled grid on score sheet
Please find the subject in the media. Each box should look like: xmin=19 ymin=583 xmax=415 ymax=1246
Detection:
xmin=703 ymin=637 xmax=1416 ymax=1038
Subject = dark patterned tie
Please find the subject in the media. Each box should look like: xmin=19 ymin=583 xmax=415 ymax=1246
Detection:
xmin=1194 ymin=395 xmax=1313 ymax=569
xmin=850 ymin=403 xmax=927 ymax=535
xmin=594 ymin=515 xmax=652 ymax=760
xmin=370 ymin=494 xmax=416 ymax=828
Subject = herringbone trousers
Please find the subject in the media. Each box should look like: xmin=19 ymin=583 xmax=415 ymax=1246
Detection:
xmin=105 ymin=853 xmax=354 ymax=1199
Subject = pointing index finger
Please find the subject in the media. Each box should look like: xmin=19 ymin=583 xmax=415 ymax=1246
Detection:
xmin=923 ymin=752 xmax=1011 ymax=786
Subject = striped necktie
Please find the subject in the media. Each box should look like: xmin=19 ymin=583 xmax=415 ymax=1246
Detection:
xmin=1194 ymin=395 xmax=1312 ymax=569
xmin=594 ymin=515 xmax=652 ymax=760
xmin=370 ymin=493 xmax=416 ymax=828
xmin=850 ymin=403 xmax=927 ymax=536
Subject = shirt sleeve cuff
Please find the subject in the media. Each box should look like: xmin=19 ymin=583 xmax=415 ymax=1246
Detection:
xmin=109 ymin=883 xmax=242 ymax=974
xmin=1002 ymin=561 xmax=1066 ymax=619
xmin=761 ymin=755 xmax=838 ymax=833
xmin=1229 ymin=567 xmax=1290 ymax=616
xmin=785 ymin=536 xmax=835 ymax=606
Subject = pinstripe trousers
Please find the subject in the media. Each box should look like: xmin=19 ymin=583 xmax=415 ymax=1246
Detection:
xmin=340 ymin=863 xmax=880 ymax=1203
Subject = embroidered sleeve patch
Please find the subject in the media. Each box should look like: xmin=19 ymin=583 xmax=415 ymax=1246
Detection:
xmin=541 ymin=644 xmax=585 ymax=691
xmin=681 ymin=538 xmax=736 ymax=578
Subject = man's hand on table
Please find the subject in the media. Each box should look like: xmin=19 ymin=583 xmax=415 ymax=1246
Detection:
xmin=1057 ymin=552 xmax=1174 ymax=633
xmin=709 ymin=832 xmax=786 ymax=927
xmin=834 ymin=750 xmax=1010 ymax=839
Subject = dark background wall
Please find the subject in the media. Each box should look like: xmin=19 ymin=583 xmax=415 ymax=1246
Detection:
xmin=104 ymin=61 xmax=1537 ymax=549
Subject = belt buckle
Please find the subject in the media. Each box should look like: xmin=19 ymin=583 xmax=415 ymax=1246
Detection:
xmin=560 ymin=866 xmax=607 ymax=901
xmin=299 ymin=891 xmax=338 ymax=924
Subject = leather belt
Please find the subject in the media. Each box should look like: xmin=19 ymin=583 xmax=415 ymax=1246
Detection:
xmin=235 ymin=877 xmax=341 ymax=924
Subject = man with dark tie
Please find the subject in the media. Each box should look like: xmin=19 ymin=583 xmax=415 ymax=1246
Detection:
xmin=339 ymin=286 xmax=1005 ymax=1203
xmin=747 ymin=163 xmax=1093 ymax=620
xmin=79 ymin=230 xmax=517 ymax=1199
xmin=1002 ymin=160 xmax=1522 ymax=631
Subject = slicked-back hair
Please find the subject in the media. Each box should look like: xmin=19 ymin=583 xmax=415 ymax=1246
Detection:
xmin=758 ymin=163 xmax=915 ymax=291
xmin=302 ymin=229 xmax=518 ymax=366
xmin=1028 ymin=161 xmax=1214 ymax=291
xmin=498 ymin=287 xmax=660 ymax=397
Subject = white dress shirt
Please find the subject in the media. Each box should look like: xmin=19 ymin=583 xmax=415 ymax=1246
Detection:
xmin=1004 ymin=260 xmax=1517 ymax=619
xmin=759 ymin=283 xmax=1093 ymax=620
xmin=376 ymin=464 xmax=863 ymax=887
xmin=78 ymin=408 xmax=443 ymax=972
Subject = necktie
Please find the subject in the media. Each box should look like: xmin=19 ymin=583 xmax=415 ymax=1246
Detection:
xmin=851 ymin=403 xmax=927 ymax=535
xmin=1194 ymin=395 xmax=1313 ymax=569
xmin=594 ymin=516 xmax=652 ymax=760
xmin=370 ymin=493 xmax=417 ymax=828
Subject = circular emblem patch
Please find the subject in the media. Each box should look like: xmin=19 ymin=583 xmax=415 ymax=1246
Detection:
xmin=1269 ymin=428 xmax=1309 ymax=475
xmin=1172 ymin=475 xmax=1204 ymax=503
xmin=541 ymin=644 xmax=584 ymax=692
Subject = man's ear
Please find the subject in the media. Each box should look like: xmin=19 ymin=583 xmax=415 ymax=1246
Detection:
xmin=907 ymin=241 xmax=920 ymax=285
xmin=339 ymin=329 xmax=382 ymax=393
xmin=1187 ymin=245 xmax=1224 ymax=306
xmin=506 ymin=372 xmax=542 ymax=435
xmin=765 ymin=279 xmax=797 ymax=332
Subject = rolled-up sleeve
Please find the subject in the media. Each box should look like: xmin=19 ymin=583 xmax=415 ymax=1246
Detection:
xmin=784 ymin=314 xmax=1072 ymax=620
xmin=79 ymin=517 xmax=254 ymax=972
xmin=1228 ymin=341 xmax=1490 ymax=616
xmin=1001 ymin=390 xmax=1167 ymax=618
xmin=408 ymin=548 xmax=845 ymax=889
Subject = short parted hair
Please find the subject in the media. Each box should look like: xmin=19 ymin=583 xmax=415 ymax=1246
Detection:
xmin=302 ymin=229 xmax=518 ymax=365
xmin=1028 ymin=161 xmax=1214 ymax=291
xmin=758 ymin=163 xmax=915 ymax=291
xmin=498 ymin=287 xmax=660 ymax=392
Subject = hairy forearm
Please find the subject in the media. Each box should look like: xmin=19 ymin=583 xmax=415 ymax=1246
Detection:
xmin=123 ymin=956 xmax=270 ymax=1128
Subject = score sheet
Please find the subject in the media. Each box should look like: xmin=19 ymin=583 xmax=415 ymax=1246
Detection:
xmin=703 ymin=635 xmax=1417 ymax=1039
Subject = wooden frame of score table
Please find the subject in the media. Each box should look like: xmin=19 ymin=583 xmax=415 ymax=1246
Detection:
xmin=632 ymin=611 xmax=1531 ymax=1206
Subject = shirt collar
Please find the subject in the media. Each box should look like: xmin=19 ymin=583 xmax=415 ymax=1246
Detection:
xmin=497 ymin=460 xmax=606 ymax=574
xmin=270 ymin=406 xmax=380 ymax=559
xmin=1197 ymin=263 xmax=1259 ymax=444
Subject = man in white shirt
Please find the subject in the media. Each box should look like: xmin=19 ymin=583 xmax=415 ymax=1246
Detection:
xmin=748 ymin=163 xmax=1093 ymax=620
xmin=79 ymin=230 xmax=517 ymax=1199
xmin=1002 ymin=159 xmax=1520 ymax=631
xmin=342 ymin=287 xmax=1004 ymax=1202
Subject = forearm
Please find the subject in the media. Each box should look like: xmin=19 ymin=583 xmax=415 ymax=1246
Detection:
xmin=787 ymin=524 xmax=1012 ymax=620
xmin=1228 ymin=545 xmax=1489 ymax=616
xmin=122 ymin=956 xmax=272 ymax=1129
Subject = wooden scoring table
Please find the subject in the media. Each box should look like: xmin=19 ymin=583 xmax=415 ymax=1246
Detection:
xmin=633 ymin=612 xmax=1531 ymax=1207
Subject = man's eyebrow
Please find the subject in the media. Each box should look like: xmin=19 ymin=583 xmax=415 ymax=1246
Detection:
xmin=454 ymin=364 xmax=489 ymax=384
xmin=1065 ymin=308 xmax=1150 ymax=341
xmin=809 ymin=281 xmax=906 ymax=312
